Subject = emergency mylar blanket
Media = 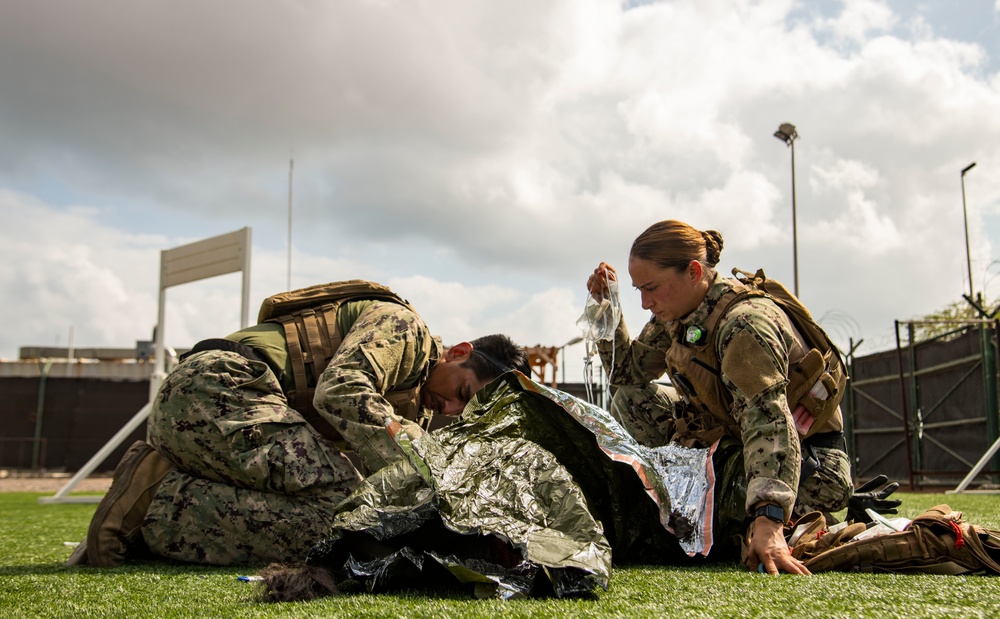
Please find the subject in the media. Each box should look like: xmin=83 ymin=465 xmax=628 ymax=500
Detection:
xmin=305 ymin=372 xmax=715 ymax=599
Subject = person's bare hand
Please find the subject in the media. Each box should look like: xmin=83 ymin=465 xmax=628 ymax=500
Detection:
xmin=746 ymin=517 xmax=811 ymax=576
xmin=587 ymin=262 xmax=618 ymax=297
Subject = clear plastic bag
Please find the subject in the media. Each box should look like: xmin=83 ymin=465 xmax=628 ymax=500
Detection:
xmin=576 ymin=278 xmax=621 ymax=342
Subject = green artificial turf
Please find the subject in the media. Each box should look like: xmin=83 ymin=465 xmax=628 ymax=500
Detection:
xmin=1 ymin=491 xmax=999 ymax=618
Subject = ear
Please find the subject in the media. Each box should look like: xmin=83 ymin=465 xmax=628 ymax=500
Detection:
xmin=443 ymin=341 xmax=473 ymax=362
xmin=688 ymin=260 xmax=703 ymax=282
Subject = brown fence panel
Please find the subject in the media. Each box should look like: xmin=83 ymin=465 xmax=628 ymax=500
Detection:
xmin=0 ymin=377 xmax=148 ymax=472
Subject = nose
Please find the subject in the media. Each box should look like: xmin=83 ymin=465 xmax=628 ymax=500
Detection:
xmin=640 ymin=290 xmax=653 ymax=311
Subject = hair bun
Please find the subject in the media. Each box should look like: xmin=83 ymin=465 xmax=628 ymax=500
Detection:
xmin=702 ymin=230 xmax=723 ymax=267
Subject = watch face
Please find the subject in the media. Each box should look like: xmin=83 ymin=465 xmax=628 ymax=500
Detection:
xmin=756 ymin=504 xmax=785 ymax=523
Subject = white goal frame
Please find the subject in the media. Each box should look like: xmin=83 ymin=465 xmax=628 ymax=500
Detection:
xmin=39 ymin=227 xmax=252 ymax=504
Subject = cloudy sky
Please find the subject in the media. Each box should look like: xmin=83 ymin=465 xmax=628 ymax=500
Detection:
xmin=1 ymin=0 xmax=999 ymax=382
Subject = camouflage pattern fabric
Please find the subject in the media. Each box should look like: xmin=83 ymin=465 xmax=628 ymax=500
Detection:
xmin=142 ymin=470 xmax=350 ymax=565
xmin=142 ymin=301 xmax=440 ymax=565
xmin=599 ymin=273 xmax=852 ymax=521
xmin=312 ymin=301 xmax=438 ymax=476
xmin=795 ymin=443 xmax=852 ymax=516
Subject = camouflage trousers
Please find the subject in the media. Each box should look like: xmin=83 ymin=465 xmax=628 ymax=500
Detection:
xmin=142 ymin=350 xmax=363 ymax=566
xmin=610 ymin=384 xmax=852 ymax=519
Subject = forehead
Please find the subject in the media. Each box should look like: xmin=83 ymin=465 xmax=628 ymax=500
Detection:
xmin=628 ymin=256 xmax=677 ymax=286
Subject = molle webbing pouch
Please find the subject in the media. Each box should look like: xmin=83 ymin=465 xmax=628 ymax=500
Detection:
xmin=785 ymin=348 xmax=844 ymax=439
xmin=732 ymin=268 xmax=848 ymax=438
xmin=793 ymin=505 xmax=1000 ymax=575
xmin=786 ymin=348 xmax=824 ymax=405
xmin=273 ymin=304 xmax=341 ymax=403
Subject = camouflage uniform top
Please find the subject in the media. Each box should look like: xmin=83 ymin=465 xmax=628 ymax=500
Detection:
xmin=598 ymin=272 xmax=802 ymax=518
xmin=228 ymin=299 xmax=442 ymax=464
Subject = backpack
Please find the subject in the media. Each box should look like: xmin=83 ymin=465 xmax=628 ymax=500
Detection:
xmin=732 ymin=268 xmax=848 ymax=438
xmin=257 ymin=280 xmax=408 ymax=324
xmin=789 ymin=505 xmax=1000 ymax=575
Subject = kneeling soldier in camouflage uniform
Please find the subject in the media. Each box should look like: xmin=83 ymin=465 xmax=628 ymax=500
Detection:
xmin=587 ymin=221 xmax=856 ymax=576
xmin=68 ymin=280 xmax=528 ymax=566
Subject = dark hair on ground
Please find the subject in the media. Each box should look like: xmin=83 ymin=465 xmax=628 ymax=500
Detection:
xmin=258 ymin=563 xmax=339 ymax=603
xmin=464 ymin=334 xmax=531 ymax=381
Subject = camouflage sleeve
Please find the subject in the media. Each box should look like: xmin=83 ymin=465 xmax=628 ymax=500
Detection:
xmin=312 ymin=301 xmax=432 ymax=470
xmin=716 ymin=296 xmax=801 ymax=519
xmin=597 ymin=314 xmax=672 ymax=388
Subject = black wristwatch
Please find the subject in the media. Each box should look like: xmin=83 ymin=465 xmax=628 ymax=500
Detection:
xmin=754 ymin=504 xmax=785 ymax=524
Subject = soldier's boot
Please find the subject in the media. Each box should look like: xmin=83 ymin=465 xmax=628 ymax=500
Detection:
xmin=66 ymin=440 xmax=174 ymax=567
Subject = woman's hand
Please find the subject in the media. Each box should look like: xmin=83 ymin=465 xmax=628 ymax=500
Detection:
xmin=746 ymin=516 xmax=811 ymax=576
xmin=587 ymin=262 xmax=618 ymax=297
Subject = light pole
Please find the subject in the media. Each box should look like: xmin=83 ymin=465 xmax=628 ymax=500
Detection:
xmin=961 ymin=162 xmax=977 ymax=299
xmin=774 ymin=122 xmax=800 ymax=297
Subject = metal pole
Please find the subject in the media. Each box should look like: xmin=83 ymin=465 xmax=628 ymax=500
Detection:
xmin=844 ymin=337 xmax=863 ymax=482
xmin=989 ymin=318 xmax=1000 ymax=481
xmin=287 ymin=157 xmax=294 ymax=291
xmin=561 ymin=346 xmax=566 ymax=386
xmin=791 ymin=139 xmax=799 ymax=297
xmin=240 ymin=226 xmax=252 ymax=329
xmin=152 ymin=257 xmax=167 ymax=398
xmin=906 ymin=322 xmax=922 ymax=486
xmin=894 ymin=320 xmax=915 ymax=489
xmin=961 ymin=162 xmax=976 ymax=299
xmin=32 ymin=360 xmax=52 ymax=471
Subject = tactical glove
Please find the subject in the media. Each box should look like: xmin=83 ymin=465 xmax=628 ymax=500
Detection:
xmin=847 ymin=474 xmax=901 ymax=523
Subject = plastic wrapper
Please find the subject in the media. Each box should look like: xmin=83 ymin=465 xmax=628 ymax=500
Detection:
xmin=305 ymin=373 xmax=715 ymax=599
xmin=576 ymin=280 xmax=622 ymax=342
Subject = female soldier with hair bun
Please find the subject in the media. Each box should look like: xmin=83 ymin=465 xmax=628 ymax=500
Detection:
xmin=587 ymin=219 xmax=853 ymax=576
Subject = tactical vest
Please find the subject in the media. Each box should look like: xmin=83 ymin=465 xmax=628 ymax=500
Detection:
xmin=664 ymin=268 xmax=847 ymax=447
xmin=258 ymin=280 xmax=432 ymax=442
